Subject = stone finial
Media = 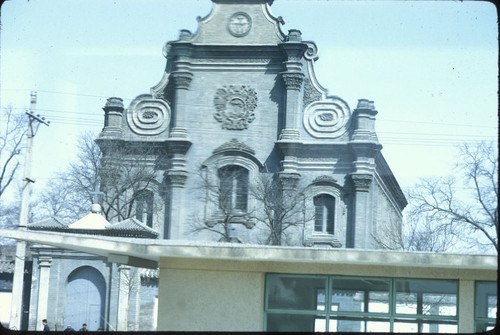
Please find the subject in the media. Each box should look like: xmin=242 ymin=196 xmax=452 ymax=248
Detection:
xmin=356 ymin=99 xmax=376 ymax=110
xmin=179 ymin=29 xmax=192 ymax=41
xmin=287 ymin=29 xmax=302 ymax=42
xmin=91 ymin=204 xmax=102 ymax=214
xmin=103 ymin=97 xmax=124 ymax=112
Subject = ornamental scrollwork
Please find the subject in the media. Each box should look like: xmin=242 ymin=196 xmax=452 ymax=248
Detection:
xmin=127 ymin=95 xmax=171 ymax=136
xmin=214 ymin=85 xmax=257 ymax=130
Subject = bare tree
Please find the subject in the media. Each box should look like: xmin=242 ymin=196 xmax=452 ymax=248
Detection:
xmin=36 ymin=132 xmax=163 ymax=225
xmin=192 ymin=167 xmax=252 ymax=242
xmin=0 ymin=106 xmax=28 ymax=200
xmin=406 ymin=141 xmax=498 ymax=253
xmin=249 ymin=173 xmax=307 ymax=245
xmin=192 ymin=169 xmax=308 ymax=245
xmin=97 ymin=140 xmax=162 ymax=223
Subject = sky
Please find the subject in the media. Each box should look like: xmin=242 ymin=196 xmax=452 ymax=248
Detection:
xmin=0 ymin=0 xmax=498 ymax=202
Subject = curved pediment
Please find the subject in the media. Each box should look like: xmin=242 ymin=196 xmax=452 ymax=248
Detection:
xmin=183 ymin=0 xmax=286 ymax=45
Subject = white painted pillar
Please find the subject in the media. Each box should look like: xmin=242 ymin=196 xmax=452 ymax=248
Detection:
xmin=35 ymin=256 xmax=52 ymax=331
xmin=117 ymin=265 xmax=130 ymax=331
xmin=458 ymin=279 xmax=475 ymax=333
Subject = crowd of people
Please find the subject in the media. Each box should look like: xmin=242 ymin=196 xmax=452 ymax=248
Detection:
xmin=42 ymin=320 xmax=103 ymax=332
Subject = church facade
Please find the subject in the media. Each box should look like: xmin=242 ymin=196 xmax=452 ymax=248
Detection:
xmin=16 ymin=0 xmax=482 ymax=332
xmin=97 ymin=0 xmax=406 ymax=249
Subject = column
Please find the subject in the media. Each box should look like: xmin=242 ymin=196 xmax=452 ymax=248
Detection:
xmin=277 ymin=30 xmax=307 ymax=179
xmin=165 ymin=66 xmax=193 ymax=239
xmin=348 ymin=173 xmax=373 ymax=248
xmin=36 ymin=257 xmax=52 ymax=331
xmin=458 ymin=280 xmax=475 ymax=333
xmin=278 ymin=29 xmax=307 ymax=141
xmin=117 ymin=265 xmax=130 ymax=331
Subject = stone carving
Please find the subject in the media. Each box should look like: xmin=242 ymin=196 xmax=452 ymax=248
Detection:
xmin=213 ymin=138 xmax=255 ymax=155
xmin=227 ymin=12 xmax=252 ymax=37
xmin=312 ymin=175 xmax=338 ymax=185
xmin=303 ymin=78 xmax=322 ymax=107
xmin=304 ymin=41 xmax=319 ymax=61
xmin=127 ymin=95 xmax=171 ymax=136
xmin=303 ymin=98 xmax=350 ymax=138
xmin=214 ymin=85 xmax=257 ymax=130
xmin=351 ymin=174 xmax=373 ymax=192
xmin=281 ymin=72 xmax=304 ymax=90
xmin=171 ymin=71 xmax=193 ymax=89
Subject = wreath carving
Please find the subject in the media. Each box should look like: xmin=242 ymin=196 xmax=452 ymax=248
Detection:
xmin=214 ymin=85 xmax=257 ymax=130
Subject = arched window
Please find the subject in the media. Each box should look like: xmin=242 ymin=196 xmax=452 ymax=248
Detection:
xmin=314 ymin=194 xmax=335 ymax=234
xmin=135 ymin=190 xmax=154 ymax=227
xmin=218 ymin=165 xmax=249 ymax=212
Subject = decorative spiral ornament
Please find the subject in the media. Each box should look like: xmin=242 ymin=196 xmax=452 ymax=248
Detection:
xmin=303 ymin=98 xmax=350 ymax=138
xmin=127 ymin=95 xmax=171 ymax=135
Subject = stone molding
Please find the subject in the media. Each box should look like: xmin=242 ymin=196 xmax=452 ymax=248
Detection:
xmin=213 ymin=138 xmax=255 ymax=156
xmin=351 ymin=174 xmax=373 ymax=192
xmin=312 ymin=175 xmax=338 ymax=185
xmin=278 ymin=172 xmax=301 ymax=190
xmin=38 ymin=256 xmax=52 ymax=267
xmin=214 ymin=85 xmax=257 ymax=130
xmin=281 ymin=72 xmax=304 ymax=90
xmin=171 ymin=71 xmax=193 ymax=89
xmin=166 ymin=170 xmax=188 ymax=187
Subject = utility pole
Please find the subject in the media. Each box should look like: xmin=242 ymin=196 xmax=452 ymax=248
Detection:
xmin=9 ymin=91 xmax=49 ymax=330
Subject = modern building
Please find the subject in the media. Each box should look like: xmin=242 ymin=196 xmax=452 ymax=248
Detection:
xmin=1 ymin=0 xmax=496 ymax=332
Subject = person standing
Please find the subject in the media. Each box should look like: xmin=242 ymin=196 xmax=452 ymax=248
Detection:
xmin=42 ymin=319 xmax=50 ymax=332
xmin=79 ymin=323 xmax=88 ymax=332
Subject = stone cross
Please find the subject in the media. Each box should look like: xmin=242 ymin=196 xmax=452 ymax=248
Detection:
xmin=90 ymin=184 xmax=104 ymax=204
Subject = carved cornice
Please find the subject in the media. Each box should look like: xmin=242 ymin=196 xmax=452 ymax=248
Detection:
xmin=170 ymin=71 xmax=193 ymax=89
xmin=281 ymin=72 xmax=304 ymax=90
xmin=350 ymin=174 xmax=373 ymax=192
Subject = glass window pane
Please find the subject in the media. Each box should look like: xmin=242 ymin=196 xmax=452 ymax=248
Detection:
xmin=331 ymin=278 xmax=390 ymax=313
xmin=395 ymin=279 xmax=457 ymax=316
xmin=267 ymin=275 xmax=327 ymax=310
xmin=332 ymin=318 xmax=366 ymax=332
xmin=266 ymin=313 xmax=318 ymax=332
xmin=366 ymin=320 xmax=390 ymax=332
xmin=394 ymin=321 xmax=418 ymax=333
xmin=475 ymin=281 xmax=498 ymax=319
xmin=421 ymin=322 xmax=457 ymax=333
xmin=330 ymin=318 xmax=390 ymax=332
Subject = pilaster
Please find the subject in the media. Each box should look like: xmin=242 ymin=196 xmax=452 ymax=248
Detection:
xmin=279 ymin=29 xmax=308 ymax=141
xmin=35 ymin=256 xmax=52 ymax=331
xmin=117 ymin=265 xmax=130 ymax=331
xmin=347 ymin=173 xmax=373 ymax=248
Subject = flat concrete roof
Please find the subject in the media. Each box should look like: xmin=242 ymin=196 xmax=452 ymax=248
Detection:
xmin=1 ymin=228 xmax=497 ymax=272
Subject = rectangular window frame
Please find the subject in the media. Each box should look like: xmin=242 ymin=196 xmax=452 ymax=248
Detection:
xmin=264 ymin=273 xmax=459 ymax=332
xmin=474 ymin=281 xmax=497 ymax=332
